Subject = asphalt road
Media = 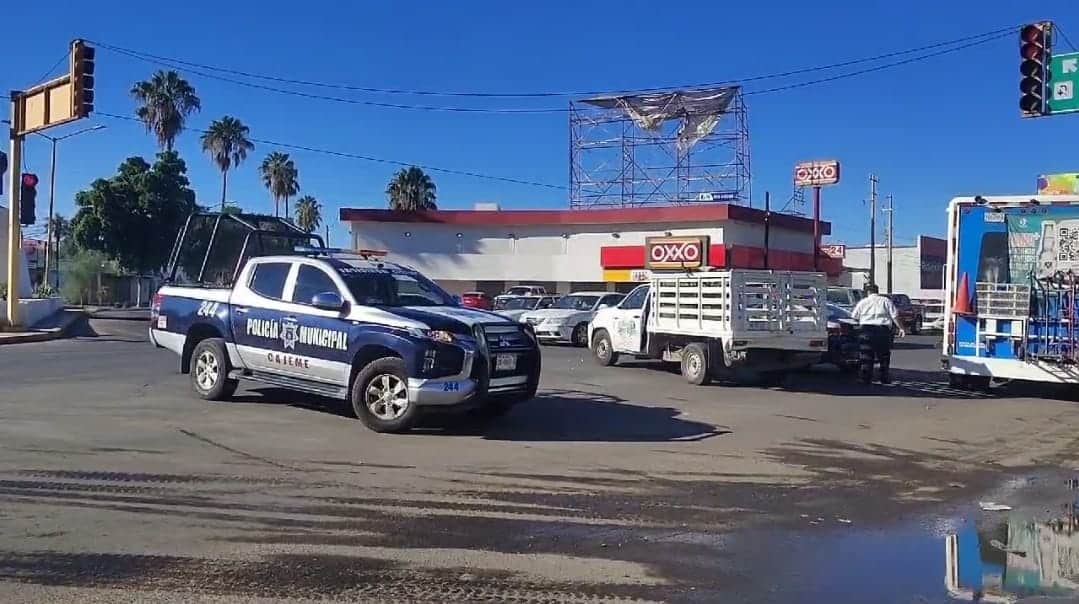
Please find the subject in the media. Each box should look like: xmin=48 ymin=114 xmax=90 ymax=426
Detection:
xmin=1 ymin=317 xmax=1079 ymax=602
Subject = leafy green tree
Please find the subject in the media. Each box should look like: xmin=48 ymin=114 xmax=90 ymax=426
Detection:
xmin=294 ymin=195 xmax=322 ymax=233
xmin=201 ymin=116 xmax=254 ymax=209
xmin=259 ymin=152 xmax=299 ymax=218
xmin=71 ymin=151 xmax=198 ymax=304
xmin=131 ymin=70 xmax=201 ymax=151
xmin=387 ymin=166 xmax=437 ymax=211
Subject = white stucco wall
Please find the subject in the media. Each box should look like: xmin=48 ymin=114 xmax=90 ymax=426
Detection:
xmin=349 ymin=219 xmax=814 ymax=283
xmin=0 ymin=206 xmax=33 ymax=299
xmin=842 ymin=245 xmax=943 ymax=299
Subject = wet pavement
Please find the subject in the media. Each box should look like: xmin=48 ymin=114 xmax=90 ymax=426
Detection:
xmin=3 ymin=320 xmax=1079 ymax=602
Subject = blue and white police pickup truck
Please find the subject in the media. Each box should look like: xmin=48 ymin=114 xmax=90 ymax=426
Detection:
xmin=150 ymin=248 xmax=541 ymax=433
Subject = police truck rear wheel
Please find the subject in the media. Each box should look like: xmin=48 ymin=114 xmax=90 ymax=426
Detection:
xmin=352 ymin=358 xmax=419 ymax=433
xmin=681 ymin=343 xmax=710 ymax=386
xmin=190 ymin=338 xmax=237 ymax=401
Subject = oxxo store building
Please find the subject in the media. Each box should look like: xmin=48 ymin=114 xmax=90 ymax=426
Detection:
xmin=341 ymin=204 xmax=838 ymax=295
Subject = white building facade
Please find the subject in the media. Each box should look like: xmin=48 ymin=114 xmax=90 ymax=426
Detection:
xmin=343 ymin=204 xmax=837 ymax=295
xmin=839 ymin=235 xmax=947 ymax=299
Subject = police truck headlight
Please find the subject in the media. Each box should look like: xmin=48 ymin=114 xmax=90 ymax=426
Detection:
xmin=404 ymin=327 xmax=455 ymax=343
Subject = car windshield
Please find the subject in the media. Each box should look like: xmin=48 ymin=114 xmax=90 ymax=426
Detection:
xmin=826 ymin=289 xmax=851 ymax=304
xmin=503 ymin=297 xmax=539 ymax=310
xmin=505 ymin=287 xmax=532 ymax=296
xmin=338 ymin=267 xmax=454 ymax=307
xmin=554 ymin=295 xmax=600 ymax=310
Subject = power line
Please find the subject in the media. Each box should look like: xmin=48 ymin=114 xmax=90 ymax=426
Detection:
xmin=96 ymin=111 xmax=568 ymax=190
xmin=96 ymin=30 xmax=1013 ymax=114
xmin=743 ymin=30 xmax=1012 ymax=96
xmin=100 ymin=46 xmax=564 ymax=114
xmin=1057 ymin=25 xmax=1078 ymax=52
xmin=33 ymin=50 xmax=69 ymax=87
xmin=91 ymin=25 xmax=1016 ymax=99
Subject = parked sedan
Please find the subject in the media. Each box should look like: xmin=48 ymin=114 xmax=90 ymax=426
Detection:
xmin=459 ymin=291 xmax=494 ymax=310
xmin=823 ymin=303 xmax=859 ymax=371
xmin=495 ymin=295 xmax=559 ymax=321
xmin=883 ymin=293 xmax=923 ymax=334
xmin=520 ymin=291 xmax=625 ymax=346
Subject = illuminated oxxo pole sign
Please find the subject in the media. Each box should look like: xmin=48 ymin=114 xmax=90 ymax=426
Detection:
xmin=645 ymin=236 xmax=710 ymax=270
xmin=793 ymin=159 xmax=841 ymax=271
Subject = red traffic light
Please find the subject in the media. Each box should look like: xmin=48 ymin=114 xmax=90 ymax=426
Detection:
xmin=1021 ymin=24 xmax=1044 ymax=43
xmin=21 ymin=173 xmax=38 ymax=188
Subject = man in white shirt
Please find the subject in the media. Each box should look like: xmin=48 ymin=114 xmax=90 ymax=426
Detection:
xmin=850 ymin=284 xmax=906 ymax=384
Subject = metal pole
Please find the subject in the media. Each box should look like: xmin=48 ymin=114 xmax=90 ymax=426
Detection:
xmin=869 ymin=174 xmax=878 ymax=288
xmin=6 ymin=93 xmax=23 ymax=327
xmin=44 ymin=138 xmax=56 ymax=289
xmin=763 ymin=191 xmax=770 ymax=269
xmin=813 ymin=186 xmax=822 ymax=271
xmin=886 ymin=194 xmax=894 ymax=294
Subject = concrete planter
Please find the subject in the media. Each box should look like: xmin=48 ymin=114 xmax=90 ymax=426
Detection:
xmin=0 ymin=297 xmax=64 ymax=328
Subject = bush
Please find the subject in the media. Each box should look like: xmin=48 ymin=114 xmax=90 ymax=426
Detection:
xmin=60 ymin=250 xmax=109 ymax=305
xmin=33 ymin=283 xmax=57 ymax=298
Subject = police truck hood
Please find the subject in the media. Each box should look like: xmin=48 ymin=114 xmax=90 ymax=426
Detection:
xmin=381 ymin=305 xmax=513 ymax=334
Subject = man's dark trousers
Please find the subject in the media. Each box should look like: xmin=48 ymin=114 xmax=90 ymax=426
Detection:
xmin=858 ymin=324 xmax=892 ymax=383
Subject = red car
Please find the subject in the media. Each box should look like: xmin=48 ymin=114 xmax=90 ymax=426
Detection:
xmin=883 ymin=293 xmax=923 ymax=334
xmin=459 ymin=291 xmax=493 ymax=310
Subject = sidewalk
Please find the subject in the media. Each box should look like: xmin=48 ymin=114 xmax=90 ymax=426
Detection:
xmin=0 ymin=309 xmax=86 ymax=345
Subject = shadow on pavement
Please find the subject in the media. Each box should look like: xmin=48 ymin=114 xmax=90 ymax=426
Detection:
xmin=224 ymin=386 xmax=728 ymax=443
xmin=427 ymin=388 xmax=731 ymax=442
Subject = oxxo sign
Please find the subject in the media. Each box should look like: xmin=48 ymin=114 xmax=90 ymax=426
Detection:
xmin=794 ymin=159 xmax=841 ymax=187
xmin=645 ymin=236 xmax=710 ymax=270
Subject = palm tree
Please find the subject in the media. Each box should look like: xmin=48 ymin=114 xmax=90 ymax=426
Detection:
xmin=259 ymin=152 xmax=299 ymax=218
xmin=201 ymin=116 xmax=254 ymax=209
xmin=294 ymin=195 xmax=322 ymax=233
xmin=386 ymin=166 xmax=437 ymax=211
xmin=130 ymin=70 xmax=201 ymax=151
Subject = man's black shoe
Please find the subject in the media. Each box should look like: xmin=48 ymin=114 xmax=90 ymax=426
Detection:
xmin=879 ymin=373 xmax=892 ymax=385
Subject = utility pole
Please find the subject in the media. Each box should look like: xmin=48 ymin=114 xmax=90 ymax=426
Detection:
xmin=37 ymin=125 xmax=105 ymax=289
xmin=868 ymin=174 xmax=878 ymax=288
xmin=884 ymin=194 xmax=894 ymax=294
xmin=6 ymin=93 xmax=24 ymax=327
xmin=325 ymin=224 xmax=331 ymax=248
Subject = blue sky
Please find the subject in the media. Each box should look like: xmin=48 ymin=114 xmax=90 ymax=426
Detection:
xmin=1 ymin=0 xmax=1076 ymax=247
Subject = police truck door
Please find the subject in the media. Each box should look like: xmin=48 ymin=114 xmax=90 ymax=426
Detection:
xmin=231 ymin=260 xmax=295 ymax=374
xmin=610 ymin=285 xmax=649 ymax=353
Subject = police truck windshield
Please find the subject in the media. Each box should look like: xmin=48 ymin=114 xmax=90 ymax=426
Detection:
xmin=339 ymin=268 xmax=454 ymax=307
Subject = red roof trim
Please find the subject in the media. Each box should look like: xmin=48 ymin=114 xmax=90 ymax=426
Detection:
xmin=600 ymin=243 xmax=843 ymax=275
xmin=340 ymin=204 xmax=829 ymax=235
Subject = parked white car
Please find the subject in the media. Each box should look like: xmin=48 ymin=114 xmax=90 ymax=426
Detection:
xmin=495 ymin=295 xmax=559 ymax=321
xmin=494 ymin=285 xmax=548 ymax=308
xmin=520 ymin=291 xmax=624 ymax=346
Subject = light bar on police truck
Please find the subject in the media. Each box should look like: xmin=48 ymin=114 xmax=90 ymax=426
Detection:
xmin=292 ymin=246 xmax=388 ymax=258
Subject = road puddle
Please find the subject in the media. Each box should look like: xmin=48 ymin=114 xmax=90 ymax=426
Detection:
xmin=738 ymin=480 xmax=1079 ymax=603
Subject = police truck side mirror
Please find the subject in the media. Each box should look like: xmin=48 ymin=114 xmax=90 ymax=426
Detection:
xmin=311 ymin=292 xmax=347 ymax=311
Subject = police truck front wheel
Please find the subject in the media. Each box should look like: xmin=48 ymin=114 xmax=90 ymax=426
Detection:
xmin=190 ymin=338 xmax=238 ymax=401
xmin=352 ymin=358 xmax=419 ymax=433
xmin=591 ymin=329 xmax=618 ymax=366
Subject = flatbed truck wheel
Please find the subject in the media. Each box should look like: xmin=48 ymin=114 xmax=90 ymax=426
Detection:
xmin=681 ymin=343 xmax=710 ymax=386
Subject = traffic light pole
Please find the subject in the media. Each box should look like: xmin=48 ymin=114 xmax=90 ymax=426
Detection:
xmin=5 ymin=93 xmax=23 ymax=328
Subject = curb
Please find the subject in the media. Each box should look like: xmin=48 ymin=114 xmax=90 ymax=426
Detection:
xmin=0 ymin=310 xmax=86 ymax=346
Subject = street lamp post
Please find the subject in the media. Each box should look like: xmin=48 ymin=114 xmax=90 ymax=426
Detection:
xmin=34 ymin=125 xmax=105 ymax=288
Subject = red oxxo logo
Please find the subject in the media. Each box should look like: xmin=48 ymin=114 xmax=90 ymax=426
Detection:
xmin=645 ymin=236 xmax=709 ymax=269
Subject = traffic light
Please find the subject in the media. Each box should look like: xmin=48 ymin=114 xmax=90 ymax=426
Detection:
xmin=1020 ymin=22 xmax=1052 ymax=117
xmin=71 ymin=39 xmax=95 ymax=118
xmin=20 ymin=173 xmax=38 ymax=226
